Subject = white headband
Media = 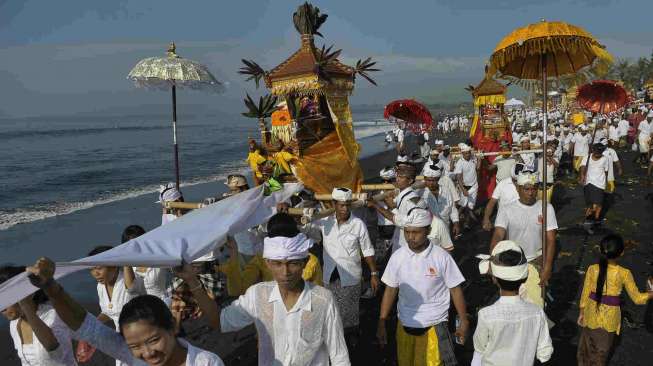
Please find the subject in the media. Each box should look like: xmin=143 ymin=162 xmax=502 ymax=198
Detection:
xmin=157 ymin=183 xmax=181 ymax=203
xmin=332 ymin=187 xmax=353 ymax=202
xmin=435 ymin=140 xmax=444 ymax=145
xmin=263 ymin=233 xmax=313 ymax=260
xmin=516 ymin=172 xmax=537 ymax=186
xmin=422 ymin=164 xmax=442 ymax=178
xmin=396 ymin=155 xmax=409 ymax=163
xmin=403 ymin=207 xmax=433 ymax=227
xmin=458 ymin=143 xmax=471 ymax=152
xmin=477 ymin=240 xmax=528 ymax=281
xmin=380 ymin=167 xmax=396 ymax=180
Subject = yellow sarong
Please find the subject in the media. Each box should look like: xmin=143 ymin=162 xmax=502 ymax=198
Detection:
xmin=573 ymin=156 xmax=585 ymax=172
xmin=396 ymin=322 xmax=441 ymax=366
xmin=520 ymin=263 xmax=544 ymax=307
xmin=605 ymin=180 xmax=615 ymax=194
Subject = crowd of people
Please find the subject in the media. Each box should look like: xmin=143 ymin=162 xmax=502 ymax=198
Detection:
xmin=2 ymin=105 xmax=653 ymax=366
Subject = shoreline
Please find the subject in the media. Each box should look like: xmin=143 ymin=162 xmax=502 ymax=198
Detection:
xmin=0 ymin=135 xmax=400 ymax=365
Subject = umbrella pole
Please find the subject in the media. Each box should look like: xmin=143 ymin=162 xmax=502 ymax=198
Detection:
xmin=541 ymin=55 xmax=548 ymax=307
xmin=172 ymin=82 xmax=180 ymax=190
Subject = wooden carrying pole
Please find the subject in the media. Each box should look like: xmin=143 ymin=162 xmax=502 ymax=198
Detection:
xmin=164 ymin=201 xmax=205 ymax=210
xmin=541 ymin=54 xmax=548 ymax=305
xmin=448 ymin=148 xmax=543 ymax=158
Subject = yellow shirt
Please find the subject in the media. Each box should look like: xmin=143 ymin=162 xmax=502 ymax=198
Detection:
xmin=273 ymin=150 xmax=295 ymax=174
xmin=579 ymin=263 xmax=649 ymax=334
xmin=218 ymin=253 xmax=323 ymax=296
xmin=246 ymin=150 xmax=266 ymax=178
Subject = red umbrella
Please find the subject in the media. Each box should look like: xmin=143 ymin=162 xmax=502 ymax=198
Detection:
xmin=577 ymin=80 xmax=629 ymax=114
xmin=384 ymin=99 xmax=433 ymax=133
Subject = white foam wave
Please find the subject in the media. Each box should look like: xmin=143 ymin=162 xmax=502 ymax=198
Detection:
xmin=2 ymin=124 xmax=391 ymax=231
xmin=0 ymin=165 xmax=250 ymax=231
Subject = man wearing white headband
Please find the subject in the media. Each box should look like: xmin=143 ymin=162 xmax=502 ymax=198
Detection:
xmin=453 ymin=143 xmax=481 ymax=225
xmin=378 ymin=207 xmax=468 ymax=365
xmin=490 ymin=172 xmax=558 ymax=307
xmin=420 ymin=164 xmax=460 ymax=240
xmin=158 ymin=182 xmax=183 ymax=225
xmin=518 ymin=137 xmax=536 ymax=172
xmin=211 ymin=213 xmax=351 ymax=365
xmin=618 ymin=113 xmax=629 ymax=147
xmin=571 ymin=125 xmax=592 ymax=175
xmin=472 ymin=241 xmax=553 ymax=366
xmin=369 ymin=165 xmax=423 ymax=253
xmin=482 ymin=163 xmax=523 ymax=231
xmin=303 ymin=187 xmax=378 ymax=345
xmin=488 ymin=141 xmax=516 ymax=183
xmin=419 ymin=136 xmax=431 ymax=159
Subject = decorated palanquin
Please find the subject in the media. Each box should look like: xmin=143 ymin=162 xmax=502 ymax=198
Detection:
xmin=467 ymin=76 xmax=512 ymax=202
xmin=238 ymin=2 xmax=378 ymax=194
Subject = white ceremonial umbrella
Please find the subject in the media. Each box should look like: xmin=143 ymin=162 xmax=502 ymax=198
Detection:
xmin=128 ymin=42 xmax=224 ymax=189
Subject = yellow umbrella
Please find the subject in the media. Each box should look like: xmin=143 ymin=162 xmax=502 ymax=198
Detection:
xmin=488 ymin=20 xmax=609 ymax=304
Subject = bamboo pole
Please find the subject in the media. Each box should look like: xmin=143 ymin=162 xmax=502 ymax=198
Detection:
xmin=541 ymin=54 xmax=548 ymax=306
xmin=448 ymin=148 xmax=543 ymax=158
xmin=313 ymin=193 xmax=369 ymax=201
xmin=361 ymin=184 xmax=396 ymax=191
xmin=164 ymin=201 xmax=205 ymax=210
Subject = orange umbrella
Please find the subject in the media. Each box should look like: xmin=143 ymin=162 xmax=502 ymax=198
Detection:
xmin=488 ymin=20 xmax=609 ymax=303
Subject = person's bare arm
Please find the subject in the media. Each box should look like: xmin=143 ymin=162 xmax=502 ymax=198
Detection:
xmin=26 ymin=258 xmax=88 ymax=331
xmin=377 ymin=286 xmax=399 ymax=347
xmin=482 ymin=198 xmax=497 ymax=231
xmin=540 ymin=229 xmax=557 ymax=287
xmin=18 ymin=298 xmax=60 ymax=351
xmin=489 ymin=226 xmax=507 ymax=251
xmin=450 ymin=286 xmax=469 ymax=344
xmin=368 ymin=200 xmax=396 ymax=223
xmin=122 ymin=266 xmax=136 ymax=290
xmin=174 ymin=263 xmax=221 ymax=330
xmin=364 ymin=256 xmax=380 ymax=294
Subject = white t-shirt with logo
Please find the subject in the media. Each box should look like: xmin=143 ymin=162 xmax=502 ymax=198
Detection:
xmin=495 ymin=201 xmax=558 ymax=261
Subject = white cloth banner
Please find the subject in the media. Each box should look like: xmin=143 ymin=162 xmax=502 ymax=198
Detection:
xmin=0 ymin=183 xmax=303 ymax=311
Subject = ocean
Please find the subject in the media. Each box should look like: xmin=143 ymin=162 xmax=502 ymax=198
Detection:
xmin=0 ymin=112 xmax=392 ymax=232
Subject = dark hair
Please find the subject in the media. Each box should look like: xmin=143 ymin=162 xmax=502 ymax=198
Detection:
xmin=267 ymin=213 xmax=300 ymax=238
xmin=121 ymin=225 xmax=146 ymax=243
xmin=0 ymin=265 xmax=49 ymax=306
xmin=118 ymin=295 xmax=175 ymax=334
xmin=88 ymin=245 xmax=114 ymax=257
xmin=494 ymin=250 xmax=527 ymax=291
xmin=595 ymin=234 xmax=624 ymax=307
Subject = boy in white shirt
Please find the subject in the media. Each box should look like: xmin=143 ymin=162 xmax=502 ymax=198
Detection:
xmin=472 ymin=241 xmax=553 ymax=366
xmin=580 ymin=143 xmax=610 ymax=229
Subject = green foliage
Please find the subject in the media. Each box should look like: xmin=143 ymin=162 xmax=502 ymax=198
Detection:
xmin=238 ymin=59 xmax=266 ymax=89
xmin=293 ymin=2 xmax=328 ymax=37
xmin=242 ymin=93 xmax=279 ymax=122
xmin=605 ymin=52 xmax=653 ymax=90
xmin=354 ymin=57 xmax=380 ymax=86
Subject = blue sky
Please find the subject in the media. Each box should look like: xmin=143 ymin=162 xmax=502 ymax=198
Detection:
xmin=0 ymin=0 xmax=651 ymax=117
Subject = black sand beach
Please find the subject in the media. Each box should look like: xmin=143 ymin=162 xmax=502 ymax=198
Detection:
xmin=2 ymin=135 xmax=653 ymax=365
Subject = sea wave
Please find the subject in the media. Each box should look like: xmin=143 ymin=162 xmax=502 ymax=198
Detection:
xmin=0 ymin=124 xmax=214 ymax=140
xmin=1 ymin=123 xmax=390 ymax=231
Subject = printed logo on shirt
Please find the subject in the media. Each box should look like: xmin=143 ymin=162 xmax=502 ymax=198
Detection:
xmin=426 ymin=267 xmax=437 ymax=277
xmin=537 ymin=214 xmax=543 ymax=225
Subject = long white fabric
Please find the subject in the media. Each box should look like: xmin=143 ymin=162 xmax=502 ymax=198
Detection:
xmin=0 ymin=183 xmax=303 ymax=311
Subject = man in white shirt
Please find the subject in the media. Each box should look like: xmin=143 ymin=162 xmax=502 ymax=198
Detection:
xmin=637 ymin=112 xmax=652 ymax=165
xmin=215 ymin=213 xmax=351 ymax=365
xmin=377 ymin=167 xmax=397 ymax=242
xmin=571 ymin=125 xmax=591 ymax=175
xmin=608 ymin=119 xmax=620 ymax=145
xmin=482 ymin=163 xmax=523 ymax=231
xmin=487 ymin=142 xmax=516 ymax=183
xmin=377 ymin=208 xmax=468 ymax=366
xmin=472 ymin=241 xmax=553 ymax=366
xmin=618 ymin=115 xmax=630 ymax=147
xmin=369 ymin=165 xmax=423 ymax=252
xmin=580 ymin=143 xmax=610 ymax=228
xmin=420 ymin=163 xmax=458 ymax=247
xmin=490 ymin=172 xmax=558 ymax=307
xmin=453 ymin=143 xmax=480 ymax=226
xmin=303 ymin=188 xmax=378 ymax=340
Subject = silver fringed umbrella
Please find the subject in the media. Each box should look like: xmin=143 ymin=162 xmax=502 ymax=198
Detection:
xmin=128 ymin=42 xmax=224 ymax=190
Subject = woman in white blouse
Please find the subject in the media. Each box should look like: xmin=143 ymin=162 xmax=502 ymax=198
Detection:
xmin=25 ymin=258 xmax=224 ymax=366
xmin=0 ymin=265 xmax=76 ymax=366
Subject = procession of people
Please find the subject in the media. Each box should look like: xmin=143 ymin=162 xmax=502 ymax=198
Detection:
xmin=4 ymin=2 xmax=653 ymax=365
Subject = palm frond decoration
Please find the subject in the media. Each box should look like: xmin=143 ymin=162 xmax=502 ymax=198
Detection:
xmin=354 ymin=57 xmax=380 ymax=86
xmin=314 ymin=44 xmax=342 ymax=84
xmin=242 ymin=93 xmax=279 ymax=134
xmin=293 ymin=2 xmax=328 ymax=37
xmin=238 ymin=59 xmax=266 ymax=88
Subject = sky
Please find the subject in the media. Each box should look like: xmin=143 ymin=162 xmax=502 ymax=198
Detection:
xmin=0 ymin=0 xmax=652 ymax=118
